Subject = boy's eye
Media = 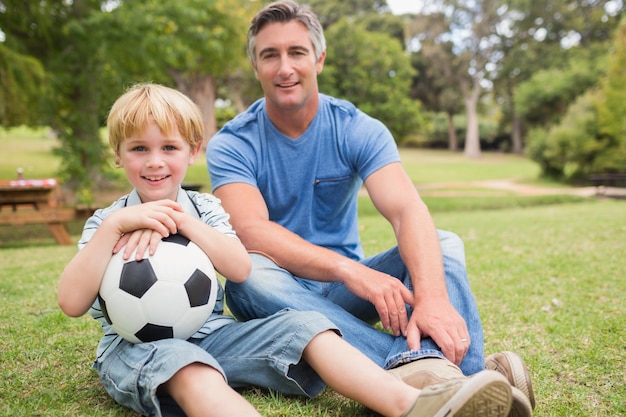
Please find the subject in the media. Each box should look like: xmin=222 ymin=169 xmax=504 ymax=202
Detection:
xmin=132 ymin=146 xmax=147 ymax=152
xmin=164 ymin=145 xmax=177 ymax=151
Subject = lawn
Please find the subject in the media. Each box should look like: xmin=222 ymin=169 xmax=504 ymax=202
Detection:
xmin=0 ymin=127 xmax=624 ymax=416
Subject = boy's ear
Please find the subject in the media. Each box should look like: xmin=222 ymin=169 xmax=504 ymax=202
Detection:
xmin=188 ymin=142 xmax=202 ymax=165
xmin=114 ymin=153 xmax=123 ymax=167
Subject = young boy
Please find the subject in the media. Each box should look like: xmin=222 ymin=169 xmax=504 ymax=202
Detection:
xmin=58 ymin=83 xmax=512 ymax=417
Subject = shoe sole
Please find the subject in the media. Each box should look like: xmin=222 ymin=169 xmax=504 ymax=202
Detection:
xmin=432 ymin=371 xmax=512 ymax=417
xmin=510 ymin=387 xmax=533 ymax=417
xmin=488 ymin=351 xmax=536 ymax=409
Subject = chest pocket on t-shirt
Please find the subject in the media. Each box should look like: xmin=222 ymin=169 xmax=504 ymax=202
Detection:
xmin=312 ymin=175 xmax=355 ymax=222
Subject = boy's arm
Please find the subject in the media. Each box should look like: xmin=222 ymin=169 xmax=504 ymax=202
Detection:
xmin=58 ymin=219 xmax=125 ymax=317
xmin=173 ymin=211 xmax=251 ymax=284
xmin=57 ymin=201 xmax=180 ymax=317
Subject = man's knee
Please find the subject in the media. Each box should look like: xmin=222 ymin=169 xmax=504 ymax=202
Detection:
xmin=438 ymin=230 xmax=466 ymax=267
xmin=438 ymin=229 xmax=464 ymax=251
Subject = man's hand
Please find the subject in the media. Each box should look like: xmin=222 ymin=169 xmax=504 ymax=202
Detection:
xmin=342 ymin=264 xmax=414 ymax=337
xmin=406 ymin=296 xmax=470 ymax=366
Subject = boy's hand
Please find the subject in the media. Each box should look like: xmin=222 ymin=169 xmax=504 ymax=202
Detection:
xmin=115 ymin=228 xmax=166 ymax=260
xmin=109 ymin=200 xmax=183 ymax=259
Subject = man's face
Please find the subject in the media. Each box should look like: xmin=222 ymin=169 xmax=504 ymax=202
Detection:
xmin=253 ymin=20 xmax=326 ymax=112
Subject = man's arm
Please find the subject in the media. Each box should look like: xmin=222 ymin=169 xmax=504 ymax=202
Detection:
xmin=364 ymin=162 xmax=470 ymax=365
xmin=213 ymin=182 xmax=414 ymax=336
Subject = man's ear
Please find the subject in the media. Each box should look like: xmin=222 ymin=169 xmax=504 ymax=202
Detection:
xmin=316 ymin=51 xmax=326 ymax=74
xmin=252 ymin=60 xmax=260 ymax=80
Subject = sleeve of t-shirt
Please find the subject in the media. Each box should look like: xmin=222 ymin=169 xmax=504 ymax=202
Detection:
xmin=206 ymin=130 xmax=258 ymax=192
xmin=347 ymin=110 xmax=401 ymax=182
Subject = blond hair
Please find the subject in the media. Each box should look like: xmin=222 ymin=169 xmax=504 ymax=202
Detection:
xmin=107 ymin=83 xmax=204 ymax=153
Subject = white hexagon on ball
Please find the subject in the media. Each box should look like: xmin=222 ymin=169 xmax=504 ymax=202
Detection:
xmin=98 ymin=233 xmax=218 ymax=344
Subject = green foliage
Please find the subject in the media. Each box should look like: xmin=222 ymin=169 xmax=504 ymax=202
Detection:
xmin=0 ymin=0 xmax=117 ymax=200
xmin=525 ymin=92 xmax=601 ymax=179
xmin=0 ymin=45 xmax=46 ymax=127
xmin=423 ymin=112 xmax=503 ymax=150
xmin=98 ymin=0 xmax=248 ymax=80
xmin=306 ymin=0 xmax=385 ymax=28
xmin=515 ymin=56 xmax=604 ymax=128
xmin=320 ymin=18 xmax=425 ymax=141
xmin=526 ymin=21 xmax=626 ymax=179
xmin=595 ymin=22 xmax=626 ymax=172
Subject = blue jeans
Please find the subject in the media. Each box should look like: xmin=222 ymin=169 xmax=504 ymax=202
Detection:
xmin=226 ymin=230 xmax=485 ymax=375
xmin=94 ymin=310 xmax=337 ymax=416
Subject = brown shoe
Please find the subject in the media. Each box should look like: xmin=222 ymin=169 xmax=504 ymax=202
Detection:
xmin=509 ymin=386 xmax=533 ymax=417
xmin=485 ymin=351 xmax=536 ymax=410
xmin=403 ymin=370 xmax=512 ymax=417
xmin=388 ymin=358 xmax=465 ymax=389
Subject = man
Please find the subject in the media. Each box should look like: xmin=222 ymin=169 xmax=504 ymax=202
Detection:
xmin=207 ymin=1 xmax=534 ymax=416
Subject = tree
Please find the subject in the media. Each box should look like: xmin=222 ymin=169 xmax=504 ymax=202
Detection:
xmin=305 ymin=0 xmax=387 ymax=28
xmin=413 ymin=0 xmax=511 ymax=158
xmin=525 ymin=20 xmax=626 ymax=180
xmin=320 ymin=18 xmax=425 ymax=141
xmin=0 ymin=0 xmax=253 ymax=198
xmin=0 ymin=0 xmax=113 ymax=199
xmin=492 ymin=0 xmax=623 ymax=153
xmin=410 ymin=12 xmax=464 ymax=150
xmin=595 ymin=21 xmax=626 ymax=172
xmin=0 ymin=45 xmax=45 ymax=127
xmin=96 ymin=0 xmax=250 ymax=147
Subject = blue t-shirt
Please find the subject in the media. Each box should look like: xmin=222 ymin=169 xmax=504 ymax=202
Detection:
xmin=207 ymin=94 xmax=400 ymax=261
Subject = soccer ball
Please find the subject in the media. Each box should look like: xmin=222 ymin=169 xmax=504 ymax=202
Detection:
xmin=98 ymin=233 xmax=218 ymax=344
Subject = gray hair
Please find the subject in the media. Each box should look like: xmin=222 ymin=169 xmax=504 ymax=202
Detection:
xmin=247 ymin=0 xmax=326 ymax=67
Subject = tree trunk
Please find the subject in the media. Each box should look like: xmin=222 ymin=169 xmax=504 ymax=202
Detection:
xmin=191 ymin=75 xmax=216 ymax=150
xmin=511 ymin=109 xmax=523 ymax=154
xmin=447 ymin=111 xmax=458 ymax=151
xmin=463 ymin=80 xmax=482 ymax=159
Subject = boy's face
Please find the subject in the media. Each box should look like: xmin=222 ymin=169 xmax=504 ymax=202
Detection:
xmin=116 ymin=121 xmax=200 ymax=202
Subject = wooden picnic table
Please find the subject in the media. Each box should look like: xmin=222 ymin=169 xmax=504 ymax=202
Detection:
xmin=0 ymin=178 xmax=81 ymax=245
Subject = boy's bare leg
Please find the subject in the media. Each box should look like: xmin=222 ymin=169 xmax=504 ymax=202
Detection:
xmin=303 ymin=330 xmax=419 ymax=417
xmin=162 ymin=362 xmax=262 ymax=417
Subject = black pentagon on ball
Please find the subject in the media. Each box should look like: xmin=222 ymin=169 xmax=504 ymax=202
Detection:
xmin=184 ymin=269 xmax=214 ymax=307
xmin=119 ymin=259 xmax=158 ymax=298
xmin=162 ymin=233 xmax=191 ymax=246
xmin=136 ymin=323 xmax=174 ymax=342
xmin=98 ymin=294 xmax=112 ymax=325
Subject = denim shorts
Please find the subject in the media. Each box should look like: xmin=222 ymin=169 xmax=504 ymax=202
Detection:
xmin=94 ymin=309 xmax=338 ymax=417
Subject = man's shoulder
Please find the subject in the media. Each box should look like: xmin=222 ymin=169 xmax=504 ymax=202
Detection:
xmin=220 ymin=98 xmax=265 ymax=133
xmin=320 ymin=94 xmax=383 ymax=134
xmin=321 ymin=94 xmax=358 ymax=117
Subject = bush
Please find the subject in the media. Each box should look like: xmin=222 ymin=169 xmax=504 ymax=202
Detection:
xmin=526 ymin=90 xmax=626 ymax=180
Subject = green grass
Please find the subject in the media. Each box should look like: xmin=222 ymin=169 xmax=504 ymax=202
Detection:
xmin=1 ymin=127 xmax=624 ymax=416
xmin=400 ymin=148 xmax=541 ymax=184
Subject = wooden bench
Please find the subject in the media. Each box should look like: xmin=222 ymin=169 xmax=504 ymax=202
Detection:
xmin=588 ymin=173 xmax=626 ymax=198
xmin=588 ymin=173 xmax=626 ymax=188
xmin=0 ymin=178 xmax=87 ymax=245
